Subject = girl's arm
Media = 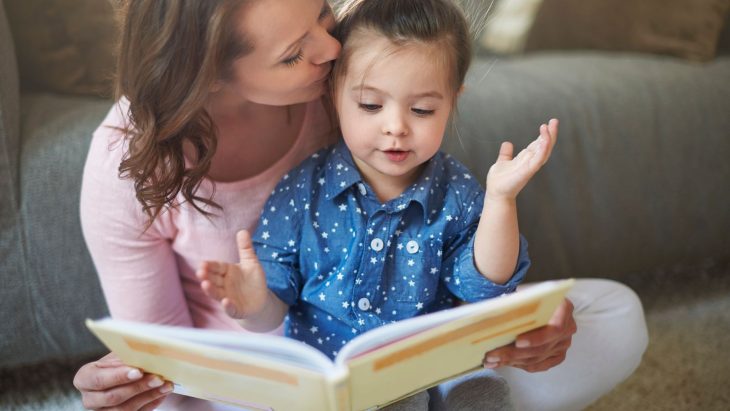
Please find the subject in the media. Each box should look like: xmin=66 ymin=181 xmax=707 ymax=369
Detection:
xmin=473 ymin=120 xmax=558 ymax=283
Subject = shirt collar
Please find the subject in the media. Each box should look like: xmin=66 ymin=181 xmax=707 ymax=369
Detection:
xmin=322 ymin=141 xmax=365 ymax=200
xmin=323 ymin=141 xmax=447 ymax=225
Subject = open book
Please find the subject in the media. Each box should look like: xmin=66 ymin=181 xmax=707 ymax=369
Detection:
xmin=86 ymin=279 xmax=573 ymax=411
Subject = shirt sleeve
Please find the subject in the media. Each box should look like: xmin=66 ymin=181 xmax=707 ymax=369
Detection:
xmin=440 ymin=190 xmax=530 ymax=302
xmin=253 ymin=172 xmax=305 ymax=307
xmin=80 ymin=110 xmax=193 ymax=327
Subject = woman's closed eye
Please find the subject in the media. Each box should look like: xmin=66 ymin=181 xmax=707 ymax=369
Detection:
xmin=282 ymin=51 xmax=303 ymax=67
xmin=282 ymin=2 xmax=333 ymax=67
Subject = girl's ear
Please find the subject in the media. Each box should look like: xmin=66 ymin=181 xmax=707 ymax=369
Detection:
xmin=457 ymin=84 xmax=465 ymax=96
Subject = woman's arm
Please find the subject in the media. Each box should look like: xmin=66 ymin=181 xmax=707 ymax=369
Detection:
xmin=75 ymin=118 xmax=188 ymax=409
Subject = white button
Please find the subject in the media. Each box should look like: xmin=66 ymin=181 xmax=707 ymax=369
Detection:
xmin=406 ymin=240 xmax=419 ymax=254
xmin=357 ymin=298 xmax=371 ymax=311
xmin=371 ymin=238 xmax=384 ymax=251
xmin=358 ymin=183 xmax=367 ymax=196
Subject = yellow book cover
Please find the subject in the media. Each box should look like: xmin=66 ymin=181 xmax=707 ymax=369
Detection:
xmin=86 ymin=279 xmax=573 ymax=411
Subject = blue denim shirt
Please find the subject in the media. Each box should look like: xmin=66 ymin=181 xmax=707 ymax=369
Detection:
xmin=254 ymin=141 xmax=529 ymax=359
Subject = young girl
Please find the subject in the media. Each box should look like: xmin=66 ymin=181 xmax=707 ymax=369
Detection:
xmin=198 ymin=0 xmax=558 ymax=408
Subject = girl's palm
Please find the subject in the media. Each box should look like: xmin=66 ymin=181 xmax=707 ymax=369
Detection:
xmin=197 ymin=230 xmax=269 ymax=319
xmin=486 ymin=120 xmax=558 ymax=200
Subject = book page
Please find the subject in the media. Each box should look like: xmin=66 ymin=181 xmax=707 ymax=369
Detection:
xmin=99 ymin=319 xmax=336 ymax=372
xmin=86 ymin=319 xmax=350 ymax=410
xmin=339 ymin=279 xmax=573 ymax=410
xmin=335 ymin=279 xmax=569 ymax=365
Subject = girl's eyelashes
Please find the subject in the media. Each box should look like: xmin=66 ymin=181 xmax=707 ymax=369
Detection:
xmin=358 ymin=103 xmax=382 ymax=112
xmin=282 ymin=51 xmax=303 ymax=67
xmin=357 ymin=103 xmax=436 ymax=116
xmin=412 ymin=108 xmax=435 ymax=116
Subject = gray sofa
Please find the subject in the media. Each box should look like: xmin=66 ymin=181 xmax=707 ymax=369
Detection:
xmin=2 ymin=0 xmax=729 ymax=370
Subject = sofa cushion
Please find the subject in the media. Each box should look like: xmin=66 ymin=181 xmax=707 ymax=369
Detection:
xmin=4 ymin=0 xmax=117 ymax=96
xmin=447 ymin=53 xmax=730 ymax=279
xmin=524 ymin=0 xmax=730 ymax=61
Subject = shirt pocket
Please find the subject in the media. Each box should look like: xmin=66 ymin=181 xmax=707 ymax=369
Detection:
xmin=388 ymin=236 xmax=443 ymax=307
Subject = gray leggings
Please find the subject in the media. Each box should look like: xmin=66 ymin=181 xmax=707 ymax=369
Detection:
xmin=380 ymin=370 xmax=513 ymax=411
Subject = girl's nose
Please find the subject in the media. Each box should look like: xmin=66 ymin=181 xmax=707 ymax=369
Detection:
xmin=382 ymin=109 xmax=409 ymax=137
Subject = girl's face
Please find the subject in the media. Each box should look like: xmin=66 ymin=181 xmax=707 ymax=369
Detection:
xmin=335 ymin=35 xmax=456 ymax=193
xmin=218 ymin=0 xmax=340 ymax=106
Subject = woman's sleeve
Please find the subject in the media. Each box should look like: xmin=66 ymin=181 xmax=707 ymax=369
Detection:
xmin=80 ymin=124 xmax=193 ymax=327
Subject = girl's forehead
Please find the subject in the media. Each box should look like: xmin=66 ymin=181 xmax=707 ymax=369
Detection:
xmin=346 ymin=36 xmax=447 ymax=78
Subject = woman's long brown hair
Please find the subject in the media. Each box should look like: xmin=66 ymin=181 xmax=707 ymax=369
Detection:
xmin=114 ymin=0 xmax=251 ymax=228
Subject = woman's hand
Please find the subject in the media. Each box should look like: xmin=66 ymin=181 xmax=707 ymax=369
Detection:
xmin=73 ymin=352 xmax=173 ymax=410
xmin=486 ymin=119 xmax=558 ymax=201
xmin=482 ymin=297 xmax=577 ymax=372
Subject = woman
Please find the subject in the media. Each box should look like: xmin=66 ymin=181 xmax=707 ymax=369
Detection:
xmin=74 ymin=0 xmax=647 ymax=410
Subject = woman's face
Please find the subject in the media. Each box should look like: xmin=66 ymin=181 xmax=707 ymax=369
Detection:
xmin=221 ymin=0 xmax=340 ymax=106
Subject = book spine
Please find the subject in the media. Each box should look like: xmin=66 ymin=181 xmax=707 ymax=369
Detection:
xmin=326 ymin=367 xmax=351 ymax=411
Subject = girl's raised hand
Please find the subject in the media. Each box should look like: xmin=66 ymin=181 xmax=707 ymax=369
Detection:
xmin=486 ymin=119 xmax=558 ymax=201
xmin=196 ymin=230 xmax=269 ymax=319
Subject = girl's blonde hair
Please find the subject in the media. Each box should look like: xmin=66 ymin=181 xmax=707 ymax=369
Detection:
xmin=115 ymin=0 xmax=251 ymax=226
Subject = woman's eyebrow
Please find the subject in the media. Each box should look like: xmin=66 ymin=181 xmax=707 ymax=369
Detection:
xmin=276 ymin=0 xmax=328 ymax=60
xmin=277 ymin=33 xmax=307 ymax=60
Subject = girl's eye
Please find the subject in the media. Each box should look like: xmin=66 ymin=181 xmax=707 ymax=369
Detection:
xmin=282 ymin=51 xmax=303 ymax=67
xmin=358 ymin=103 xmax=382 ymax=112
xmin=412 ymin=108 xmax=435 ymax=116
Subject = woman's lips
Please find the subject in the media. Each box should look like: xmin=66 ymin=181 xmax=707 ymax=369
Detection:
xmin=383 ymin=150 xmax=409 ymax=162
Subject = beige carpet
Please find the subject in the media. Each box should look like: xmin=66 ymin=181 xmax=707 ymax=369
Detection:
xmin=2 ymin=262 xmax=729 ymax=410
xmin=587 ymin=261 xmax=730 ymax=411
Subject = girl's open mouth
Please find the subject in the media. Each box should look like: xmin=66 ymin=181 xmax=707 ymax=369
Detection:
xmin=383 ymin=150 xmax=409 ymax=162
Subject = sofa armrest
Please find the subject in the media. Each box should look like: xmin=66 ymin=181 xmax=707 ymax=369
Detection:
xmin=0 ymin=0 xmax=20 ymax=207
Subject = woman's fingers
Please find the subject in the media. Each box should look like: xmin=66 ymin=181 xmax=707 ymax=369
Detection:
xmin=92 ymin=375 xmax=173 ymax=410
xmin=78 ymin=367 xmax=172 ymax=410
xmin=74 ymin=359 xmax=141 ymax=392
xmin=139 ymin=396 xmax=169 ymax=411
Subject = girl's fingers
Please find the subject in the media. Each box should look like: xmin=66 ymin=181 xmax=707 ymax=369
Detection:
xmin=497 ymin=141 xmax=514 ymax=162
xmin=201 ymin=280 xmax=227 ymax=301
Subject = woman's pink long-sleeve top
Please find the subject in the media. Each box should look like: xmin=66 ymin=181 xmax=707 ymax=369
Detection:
xmin=80 ymin=99 xmax=334 ymax=331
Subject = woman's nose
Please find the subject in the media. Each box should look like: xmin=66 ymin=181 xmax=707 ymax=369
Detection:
xmin=311 ymin=25 xmax=341 ymax=65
